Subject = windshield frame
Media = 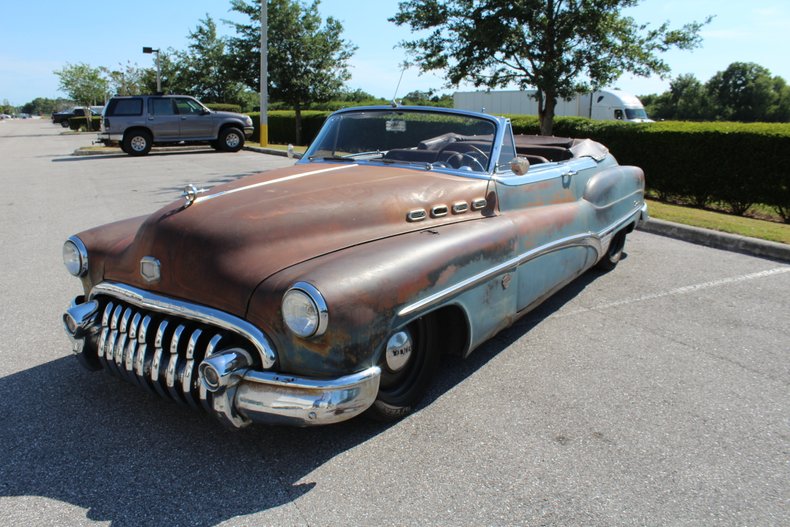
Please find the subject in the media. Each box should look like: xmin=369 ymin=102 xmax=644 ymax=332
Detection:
xmin=301 ymin=106 xmax=507 ymax=177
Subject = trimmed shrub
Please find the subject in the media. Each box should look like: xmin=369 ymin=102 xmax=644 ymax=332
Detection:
xmin=206 ymin=103 xmax=242 ymax=113
xmin=507 ymin=116 xmax=790 ymax=220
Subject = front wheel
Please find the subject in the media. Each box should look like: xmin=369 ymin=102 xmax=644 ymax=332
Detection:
xmin=366 ymin=316 xmax=439 ymax=422
xmin=217 ymin=127 xmax=244 ymax=152
xmin=60 ymin=120 xmax=70 ymax=128
xmin=596 ymin=230 xmax=627 ymax=271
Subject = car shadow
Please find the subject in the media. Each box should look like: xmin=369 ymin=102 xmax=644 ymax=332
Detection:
xmin=0 ymin=267 xmax=603 ymax=526
xmin=0 ymin=356 xmax=391 ymax=526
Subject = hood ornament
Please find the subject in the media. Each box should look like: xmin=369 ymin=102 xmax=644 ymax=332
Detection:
xmin=181 ymin=184 xmax=207 ymax=208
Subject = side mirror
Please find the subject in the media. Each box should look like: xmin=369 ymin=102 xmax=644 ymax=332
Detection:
xmin=200 ymin=109 xmax=211 ymax=115
xmin=510 ymin=157 xmax=530 ymax=176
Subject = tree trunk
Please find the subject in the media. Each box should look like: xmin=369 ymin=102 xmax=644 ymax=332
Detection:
xmin=539 ymin=95 xmax=556 ymax=136
xmin=294 ymin=103 xmax=303 ymax=146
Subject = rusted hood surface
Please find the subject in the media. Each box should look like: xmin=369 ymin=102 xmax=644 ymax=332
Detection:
xmin=100 ymin=162 xmax=492 ymax=317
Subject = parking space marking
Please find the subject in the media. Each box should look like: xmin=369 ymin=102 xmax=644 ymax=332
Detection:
xmin=556 ymin=266 xmax=790 ymax=318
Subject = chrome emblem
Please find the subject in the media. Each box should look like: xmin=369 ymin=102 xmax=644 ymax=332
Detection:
xmin=140 ymin=256 xmax=161 ymax=283
xmin=181 ymin=184 xmax=206 ymax=208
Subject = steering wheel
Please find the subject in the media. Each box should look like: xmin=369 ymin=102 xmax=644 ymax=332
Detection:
xmin=437 ymin=143 xmax=489 ymax=171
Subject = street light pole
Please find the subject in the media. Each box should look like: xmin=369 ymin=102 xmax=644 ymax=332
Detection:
xmin=143 ymin=47 xmax=161 ymax=93
xmin=259 ymin=2 xmax=268 ymax=146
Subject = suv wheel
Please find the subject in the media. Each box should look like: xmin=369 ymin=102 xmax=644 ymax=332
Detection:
xmin=123 ymin=130 xmax=152 ymax=156
xmin=218 ymin=127 xmax=244 ymax=152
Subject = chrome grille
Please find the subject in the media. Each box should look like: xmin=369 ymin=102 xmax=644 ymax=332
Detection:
xmin=90 ymin=295 xmax=255 ymax=408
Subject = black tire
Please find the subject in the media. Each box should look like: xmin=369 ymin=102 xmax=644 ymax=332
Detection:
xmin=119 ymin=142 xmax=130 ymax=154
xmin=217 ymin=127 xmax=244 ymax=152
xmin=60 ymin=120 xmax=70 ymax=128
xmin=366 ymin=316 xmax=439 ymax=422
xmin=596 ymin=230 xmax=627 ymax=271
xmin=123 ymin=130 xmax=152 ymax=156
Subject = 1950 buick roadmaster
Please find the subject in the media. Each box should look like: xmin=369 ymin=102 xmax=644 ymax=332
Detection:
xmin=62 ymin=106 xmax=647 ymax=428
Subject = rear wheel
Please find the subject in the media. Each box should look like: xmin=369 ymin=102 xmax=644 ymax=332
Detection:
xmin=218 ymin=127 xmax=244 ymax=152
xmin=366 ymin=316 xmax=439 ymax=422
xmin=597 ymin=230 xmax=627 ymax=271
xmin=123 ymin=130 xmax=152 ymax=156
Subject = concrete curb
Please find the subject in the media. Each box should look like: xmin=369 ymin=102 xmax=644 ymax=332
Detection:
xmin=243 ymin=145 xmax=303 ymax=159
xmin=637 ymin=218 xmax=790 ymax=263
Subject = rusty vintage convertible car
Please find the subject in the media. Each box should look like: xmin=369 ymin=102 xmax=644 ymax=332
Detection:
xmin=62 ymin=106 xmax=647 ymax=428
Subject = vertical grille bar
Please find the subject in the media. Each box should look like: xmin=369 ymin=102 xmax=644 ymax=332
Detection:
xmin=200 ymin=334 xmax=224 ymax=412
xmin=181 ymin=328 xmax=203 ymax=408
xmin=166 ymin=324 xmax=186 ymax=404
xmin=151 ymin=320 xmax=170 ymax=398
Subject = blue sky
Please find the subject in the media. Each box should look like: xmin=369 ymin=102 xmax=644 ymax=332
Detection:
xmin=2 ymin=0 xmax=789 ymax=106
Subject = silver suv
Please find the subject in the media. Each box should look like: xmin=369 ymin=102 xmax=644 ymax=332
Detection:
xmin=99 ymin=95 xmax=255 ymax=156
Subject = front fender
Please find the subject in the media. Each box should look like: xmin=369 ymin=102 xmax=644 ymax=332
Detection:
xmin=246 ymin=216 xmax=519 ymax=377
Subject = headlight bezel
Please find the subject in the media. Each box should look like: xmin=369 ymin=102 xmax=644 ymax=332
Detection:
xmin=282 ymin=282 xmax=328 ymax=338
xmin=63 ymin=236 xmax=88 ymax=277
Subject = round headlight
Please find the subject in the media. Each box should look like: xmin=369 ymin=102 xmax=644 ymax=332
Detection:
xmin=63 ymin=237 xmax=88 ymax=277
xmin=282 ymin=282 xmax=328 ymax=338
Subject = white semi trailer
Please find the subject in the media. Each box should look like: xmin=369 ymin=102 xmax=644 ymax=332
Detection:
xmin=453 ymin=88 xmax=653 ymax=122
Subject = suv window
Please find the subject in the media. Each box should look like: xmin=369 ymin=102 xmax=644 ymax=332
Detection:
xmin=174 ymin=98 xmax=205 ymax=115
xmin=107 ymin=98 xmax=143 ymax=116
xmin=150 ymin=98 xmax=176 ymax=116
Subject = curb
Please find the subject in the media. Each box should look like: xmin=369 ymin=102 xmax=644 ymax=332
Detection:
xmin=243 ymin=145 xmax=302 ymax=159
xmin=637 ymin=218 xmax=790 ymax=263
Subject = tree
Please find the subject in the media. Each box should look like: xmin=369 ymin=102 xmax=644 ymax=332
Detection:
xmin=706 ymin=62 xmax=779 ymax=122
xmin=53 ymin=62 xmax=109 ymax=105
xmin=103 ymin=61 xmax=150 ymax=96
xmin=176 ymin=14 xmax=246 ymax=103
xmin=227 ymin=0 xmax=356 ymax=143
xmin=391 ymin=0 xmax=710 ymax=135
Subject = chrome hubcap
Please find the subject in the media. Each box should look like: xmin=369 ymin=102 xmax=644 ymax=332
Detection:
xmin=131 ymin=136 xmax=147 ymax=151
xmin=385 ymin=330 xmax=413 ymax=372
xmin=225 ymin=133 xmax=240 ymax=148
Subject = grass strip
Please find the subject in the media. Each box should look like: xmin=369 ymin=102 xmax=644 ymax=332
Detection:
xmin=647 ymin=199 xmax=790 ymax=245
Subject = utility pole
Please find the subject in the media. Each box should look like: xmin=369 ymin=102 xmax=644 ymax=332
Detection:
xmin=143 ymin=47 xmax=161 ymax=93
xmin=259 ymin=1 xmax=268 ymax=146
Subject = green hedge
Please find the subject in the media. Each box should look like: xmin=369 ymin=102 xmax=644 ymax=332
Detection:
xmin=68 ymin=116 xmax=102 ymax=131
xmin=245 ymin=110 xmax=790 ymax=221
xmin=505 ymin=116 xmax=790 ymax=221
xmin=248 ymin=111 xmax=330 ymax=145
xmin=206 ymin=103 xmax=242 ymax=113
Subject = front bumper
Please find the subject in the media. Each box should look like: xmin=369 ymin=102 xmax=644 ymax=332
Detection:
xmin=243 ymin=126 xmax=254 ymax=138
xmin=64 ymin=292 xmax=381 ymax=428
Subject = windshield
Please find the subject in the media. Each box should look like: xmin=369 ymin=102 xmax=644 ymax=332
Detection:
xmin=625 ymin=108 xmax=649 ymax=120
xmin=305 ymin=109 xmax=498 ymax=173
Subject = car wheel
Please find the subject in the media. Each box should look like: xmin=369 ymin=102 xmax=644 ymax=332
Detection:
xmin=366 ymin=316 xmax=440 ymax=422
xmin=596 ymin=229 xmax=627 ymax=271
xmin=123 ymin=130 xmax=152 ymax=156
xmin=218 ymin=127 xmax=244 ymax=152
xmin=60 ymin=120 xmax=70 ymax=128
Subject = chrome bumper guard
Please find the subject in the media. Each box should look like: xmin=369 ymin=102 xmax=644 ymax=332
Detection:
xmin=64 ymin=294 xmax=381 ymax=428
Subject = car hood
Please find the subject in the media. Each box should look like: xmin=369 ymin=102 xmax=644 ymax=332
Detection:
xmin=100 ymin=162 xmax=493 ymax=317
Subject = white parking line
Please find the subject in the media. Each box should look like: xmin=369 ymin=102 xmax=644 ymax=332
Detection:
xmin=556 ymin=266 xmax=790 ymax=318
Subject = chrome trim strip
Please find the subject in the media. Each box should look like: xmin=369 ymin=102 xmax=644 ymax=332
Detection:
xmin=194 ymin=164 xmax=356 ymax=205
xmin=471 ymin=198 xmax=487 ymax=210
xmin=166 ymin=324 xmax=185 ymax=402
xmin=181 ymin=328 xmax=202 ymax=408
xmin=452 ymin=202 xmax=469 ymax=214
xmin=398 ymin=205 xmax=643 ymax=317
xmin=89 ymin=282 xmax=277 ymax=369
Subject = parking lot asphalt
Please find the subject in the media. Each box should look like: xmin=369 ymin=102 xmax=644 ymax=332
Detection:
xmin=1 ymin=119 xmax=788 ymax=526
